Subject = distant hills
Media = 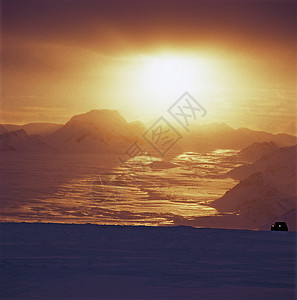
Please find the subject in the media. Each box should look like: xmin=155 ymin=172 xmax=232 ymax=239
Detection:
xmin=182 ymin=123 xmax=297 ymax=152
xmin=1 ymin=123 xmax=63 ymax=136
xmin=1 ymin=109 xmax=296 ymax=153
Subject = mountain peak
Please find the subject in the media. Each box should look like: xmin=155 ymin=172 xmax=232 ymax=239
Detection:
xmin=70 ymin=109 xmax=127 ymax=125
xmin=45 ymin=109 xmax=141 ymax=153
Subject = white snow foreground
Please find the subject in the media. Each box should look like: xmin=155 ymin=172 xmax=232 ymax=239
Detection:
xmin=0 ymin=223 xmax=296 ymax=300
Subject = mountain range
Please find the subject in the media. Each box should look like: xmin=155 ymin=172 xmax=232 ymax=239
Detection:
xmin=1 ymin=109 xmax=296 ymax=153
xmin=182 ymin=123 xmax=297 ymax=152
xmin=1 ymin=123 xmax=63 ymax=136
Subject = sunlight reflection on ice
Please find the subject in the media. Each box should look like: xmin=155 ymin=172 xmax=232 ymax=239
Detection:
xmin=0 ymin=150 xmax=240 ymax=225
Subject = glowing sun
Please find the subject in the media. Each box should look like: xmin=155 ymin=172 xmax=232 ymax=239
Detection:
xmin=144 ymin=54 xmax=214 ymax=99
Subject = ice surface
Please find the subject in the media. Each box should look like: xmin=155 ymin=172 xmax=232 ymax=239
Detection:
xmin=0 ymin=151 xmax=238 ymax=226
xmin=1 ymin=144 xmax=296 ymax=230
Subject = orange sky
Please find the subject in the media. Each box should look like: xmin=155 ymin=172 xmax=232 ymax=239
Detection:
xmin=1 ymin=0 xmax=296 ymax=134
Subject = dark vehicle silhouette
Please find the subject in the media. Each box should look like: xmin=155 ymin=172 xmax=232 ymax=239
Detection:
xmin=271 ymin=222 xmax=288 ymax=231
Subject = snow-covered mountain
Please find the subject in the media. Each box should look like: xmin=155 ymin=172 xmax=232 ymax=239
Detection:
xmin=212 ymin=172 xmax=295 ymax=223
xmin=211 ymin=144 xmax=297 ymax=229
xmin=46 ymin=110 xmax=145 ymax=153
xmin=228 ymin=145 xmax=297 ymax=196
xmin=0 ymin=129 xmax=50 ymax=151
xmin=237 ymin=141 xmax=279 ymax=162
xmin=0 ymin=129 xmax=30 ymax=151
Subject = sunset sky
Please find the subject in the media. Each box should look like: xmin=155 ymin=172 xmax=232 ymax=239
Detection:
xmin=1 ymin=0 xmax=296 ymax=134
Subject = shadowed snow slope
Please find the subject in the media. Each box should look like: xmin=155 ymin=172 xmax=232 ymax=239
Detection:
xmin=0 ymin=125 xmax=9 ymax=134
xmin=212 ymin=172 xmax=296 ymax=228
xmin=0 ymin=223 xmax=296 ymax=300
xmin=210 ymin=145 xmax=297 ymax=230
xmin=237 ymin=141 xmax=279 ymax=162
xmin=260 ymin=209 xmax=297 ymax=231
xmin=228 ymin=145 xmax=297 ymax=195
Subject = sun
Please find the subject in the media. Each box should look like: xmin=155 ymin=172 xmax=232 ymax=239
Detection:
xmin=143 ymin=54 xmax=214 ymax=100
xmin=147 ymin=56 xmax=195 ymax=93
xmin=110 ymin=53 xmax=219 ymax=120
